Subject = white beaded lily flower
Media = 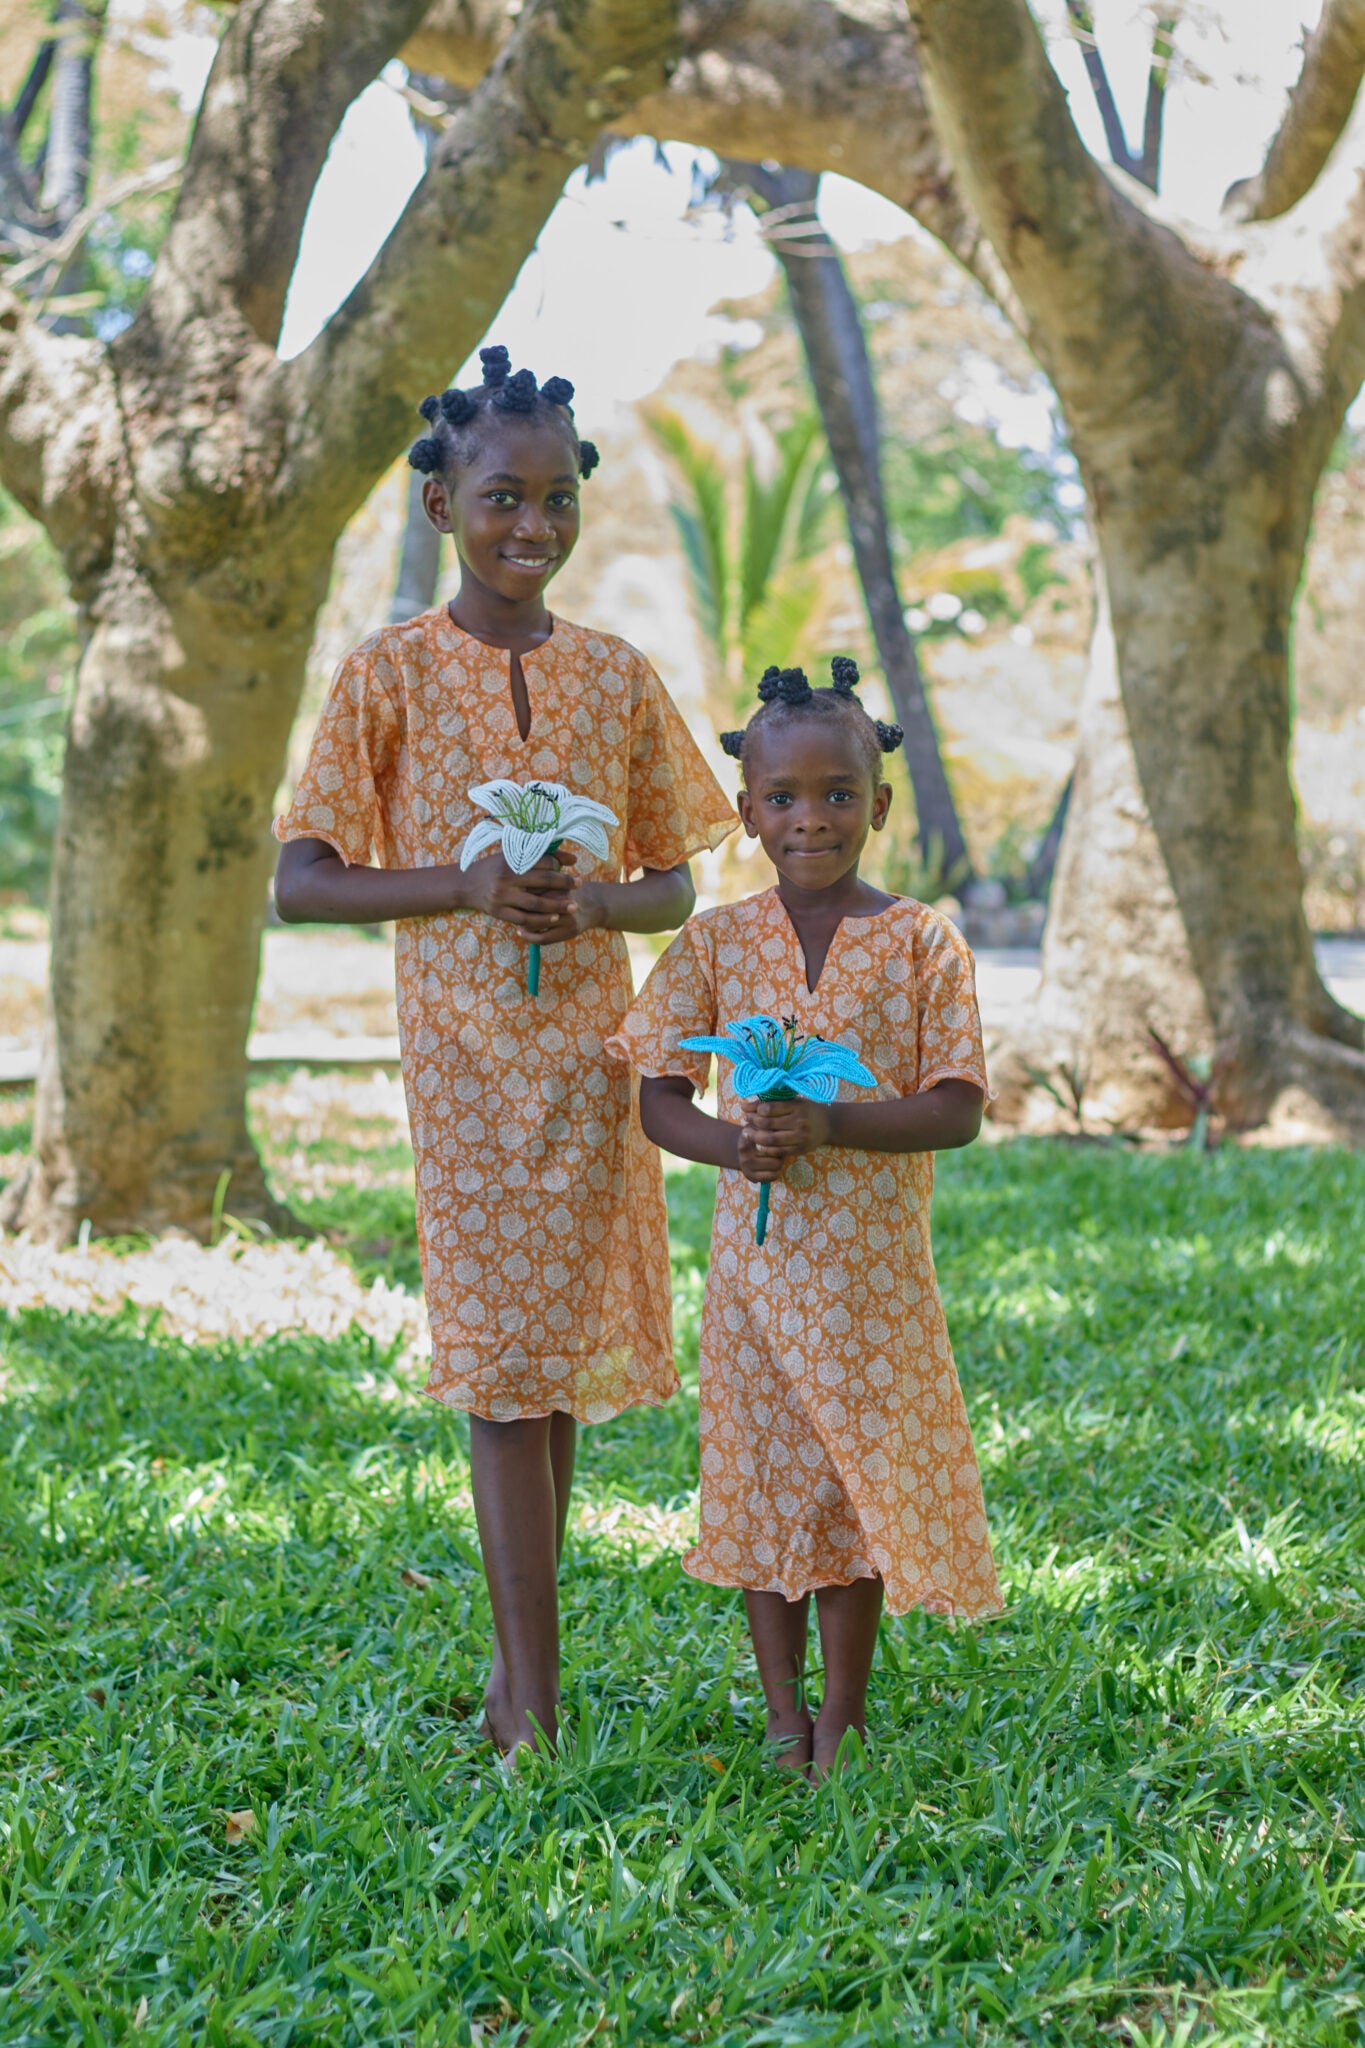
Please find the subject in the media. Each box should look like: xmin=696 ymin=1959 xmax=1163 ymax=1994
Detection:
xmin=459 ymin=779 xmax=618 ymax=875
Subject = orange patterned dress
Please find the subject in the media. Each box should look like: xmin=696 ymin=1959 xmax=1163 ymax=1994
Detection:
xmin=609 ymin=889 xmax=1003 ymax=1617
xmin=275 ymin=606 xmax=735 ymax=1423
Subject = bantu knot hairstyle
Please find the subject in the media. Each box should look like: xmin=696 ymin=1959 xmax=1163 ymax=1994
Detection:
xmin=721 ymin=655 xmax=904 ymax=779
xmin=407 ymin=344 xmax=599 ymax=480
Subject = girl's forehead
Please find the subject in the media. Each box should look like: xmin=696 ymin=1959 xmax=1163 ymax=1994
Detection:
xmin=463 ymin=414 xmax=578 ymax=484
xmin=749 ymin=719 xmax=872 ymax=780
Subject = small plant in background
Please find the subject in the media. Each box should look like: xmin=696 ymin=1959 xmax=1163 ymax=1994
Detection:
xmin=1147 ymin=1027 xmax=1220 ymax=1151
xmin=876 ymin=827 xmax=971 ymax=906
xmin=1021 ymin=1056 xmax=1090 ymax=1137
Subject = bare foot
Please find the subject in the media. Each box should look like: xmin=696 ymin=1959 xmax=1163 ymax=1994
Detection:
xmin=811 ymin=1716 xmax=866 ymax=1780
xmin=764 ymin=1708 xmax=814 ymax=1776
xmin=481 ymin=1645 xmax=524 ymax=1753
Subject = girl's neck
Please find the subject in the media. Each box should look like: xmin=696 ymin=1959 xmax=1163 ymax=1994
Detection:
xmin=775 ymin=867 xmax=893 ymax=922
xmin=447 ymin=574 xmax=553 ymax=655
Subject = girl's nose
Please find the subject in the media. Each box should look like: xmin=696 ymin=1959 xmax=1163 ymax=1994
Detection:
xmin=514 ymin=504 xmax=554 ymax=539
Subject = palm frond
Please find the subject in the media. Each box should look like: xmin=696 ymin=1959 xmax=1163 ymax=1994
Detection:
xmin=646 ymin=409 xmax=731 ymax=664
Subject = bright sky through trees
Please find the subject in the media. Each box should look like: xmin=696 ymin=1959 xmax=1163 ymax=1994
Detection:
xmin=136 ymin=1 xmax=1338 ymax=438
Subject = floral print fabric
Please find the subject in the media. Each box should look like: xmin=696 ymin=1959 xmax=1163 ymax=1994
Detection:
xmin=275 ymin=606 xmax=736 ymax=1423
xmin=609 ymin=889 xmax=1003 ymax=1617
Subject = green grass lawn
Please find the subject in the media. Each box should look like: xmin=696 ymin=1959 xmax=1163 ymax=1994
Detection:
xmin=2 ymin=1136 xmax=1364 ymax=2045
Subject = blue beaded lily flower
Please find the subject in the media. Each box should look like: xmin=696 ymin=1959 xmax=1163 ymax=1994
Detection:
xmin=460 ymin=779 xmax=619 ymax=996
xmin=680 ymin=1014 xmax=877 ymax=1242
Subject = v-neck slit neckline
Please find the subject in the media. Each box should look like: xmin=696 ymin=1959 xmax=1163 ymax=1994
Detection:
xmin=443 ymin=606 xmax=556 ymax=747
xmin=772 ymin=887 xmax=901 ymax=998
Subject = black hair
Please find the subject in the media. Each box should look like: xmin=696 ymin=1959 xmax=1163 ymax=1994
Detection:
xmin=407 ymin=344 xmax=600 ymax=481
xmin=720 ymin=656 xmax=904 ymax=782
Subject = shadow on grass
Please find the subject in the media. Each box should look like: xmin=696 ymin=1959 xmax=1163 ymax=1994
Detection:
xmin=3 ymin=1142 xmax=1365 ymax=2044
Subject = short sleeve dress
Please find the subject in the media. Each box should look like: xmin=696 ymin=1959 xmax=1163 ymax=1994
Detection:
xmin=608 ymin=888 xmax=1003 ymax=1617
xmin=275 ymin=606 xmax=736 ymax=1424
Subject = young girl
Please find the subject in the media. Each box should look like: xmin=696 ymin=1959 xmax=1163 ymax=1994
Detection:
xmin=274 ymin=347 xmax=735 ymax=1757
xmin=609 ymin=659 xmax=1002 ymax=1775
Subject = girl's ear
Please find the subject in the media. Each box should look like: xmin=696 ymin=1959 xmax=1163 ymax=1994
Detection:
xmin=870 ymin=780 xmax=893 ymax=832
xmin=736 ymin=790 xmax=759 ymax=839
xmin=422 ymin=478 xmax=454 ymax=534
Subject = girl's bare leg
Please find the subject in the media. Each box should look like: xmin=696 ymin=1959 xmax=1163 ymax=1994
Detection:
xmin=743 ymin=1589 xmax=814 ymax=1771
xmin=482 ymin=1411 xmax=576 ymax=1739
xmin=811 ymin=1575 xmax=884 ymax=1775
xmin=470 ymin=1412 xmax=576 ymax=1755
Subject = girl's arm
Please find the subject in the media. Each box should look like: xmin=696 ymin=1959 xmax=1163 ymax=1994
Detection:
xmin=275 ymin=838 xmax=693 ymax=938
xmin=639 ymin=1076 xmax=799 ymax=1184
xmin=638 ymin=1074 xmax=983 ymax=1182
xmin=537 ymin=862 xmax=695 ymax=942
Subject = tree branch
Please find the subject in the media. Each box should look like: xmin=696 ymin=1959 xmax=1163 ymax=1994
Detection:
xmin=276 ymin=0 xmax=679 ymax=529
xmin=905 ymin=0 xmax=1235 ymax=423
xmin=1224 ymin=0 xmax=1365 ymax=223
xmin=1138 ymin=16 xmax=1176 ymax=193
xmin=0 ymin=279 xmax=118 ymax=574
xmin=9 ymin=37 xmax=55 ymax=144
xmin=404 ymin=0 xmax=1017 ymax=317
xmin=1062 ymin=0 xmax=1135 ymax=176
xmin=137 ymin=0 xmax=434 ymax=352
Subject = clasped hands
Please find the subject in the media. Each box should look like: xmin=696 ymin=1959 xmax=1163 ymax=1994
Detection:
xmin=735 ymin=1099 xmax=833 ymax=1184
xmin=460 ymin=846 xmax=601 ymax=947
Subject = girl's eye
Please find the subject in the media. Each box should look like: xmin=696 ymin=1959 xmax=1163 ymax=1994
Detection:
xmin=767 ymin=792 xmax=792 ymax=807
xmin=828 ymin=789 xmax=856 ymax=804
xmin=485 ymin=491 xmax=517 ymax=506
xmin=549 ymin=492 xmax=578 ymax=510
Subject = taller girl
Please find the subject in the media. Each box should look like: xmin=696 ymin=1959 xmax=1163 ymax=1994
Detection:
xmin=275 ymin=347 xmax=734 ymax=1755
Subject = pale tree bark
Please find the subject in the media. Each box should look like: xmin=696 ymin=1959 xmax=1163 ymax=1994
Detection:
xmin=389 ymin=75 xmax=459 ymax=624
xmin=733 ymin=160 xmax=972 ymax=880
xmin=0 ymin=0 xmax=677 ymax=1240
xmin=1224 ymin=0 xmax=1365 ymax=223
xmin=909 ymin=0 xmax=1365 ymax=1137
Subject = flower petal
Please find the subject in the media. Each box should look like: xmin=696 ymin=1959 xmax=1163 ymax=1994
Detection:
xmin=678 ymin=1035 xmax=745 ymax=1062
xmin=729 ymin=1058 xmax=786 ymax=1098
xmin=502 ymin=825 xmax=557 ymax=873
xmin=467 ymin=779 xmax=526 ymax=820
xmin=459 ymin=818 xmax=505 ymax=870
xmin=561 ymin=819 xmax=613 ymax=866
xmin=557 ymin=792 xmax=620 ymax=831
xmin=785 ymin=1070 xmax=841 ymax=1104
xmin=792 ymin=1044 xmax=878 ymax=1089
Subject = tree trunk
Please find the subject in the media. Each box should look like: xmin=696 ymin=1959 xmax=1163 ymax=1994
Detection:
xmin=996 ymin=406 xmax=1365 ymax=1137
xmin=4 ymin=560 xmax=328 ymax=1238
xmin=909 ymin=0 xmax=1365 ymax=1140
xmin=0 ymin=0 xmax=680 ymax=1241
xmin=741 ymin=161 xmax=972 ymax=881
xmin=391 ymin=470 xmax=443 ymax=621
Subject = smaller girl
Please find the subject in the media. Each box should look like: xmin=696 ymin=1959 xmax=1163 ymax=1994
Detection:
xmin=609 ymin=659 xmax=1002 ymax=1775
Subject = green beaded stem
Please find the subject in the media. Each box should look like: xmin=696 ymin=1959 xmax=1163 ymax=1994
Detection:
xmin=753 ymin=1081 xmax=796 ymax=1244
xmin=526 ymin=837 xmax=564 ymax=997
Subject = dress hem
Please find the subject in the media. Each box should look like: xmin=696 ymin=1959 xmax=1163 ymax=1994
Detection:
xmin=682 ymin=1548 xmax=1005 ymax=1620
xmin=422 ymin=1375 xmax=680 ymax=1427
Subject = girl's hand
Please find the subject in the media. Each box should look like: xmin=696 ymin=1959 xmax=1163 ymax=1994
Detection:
xmin=459 ymin=847 xmax=579 ymax=933
xmin=530 ymin=859 xmax=609 ymax=949
xmin=740 ymin=1098 xmax=832 ymax=1175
